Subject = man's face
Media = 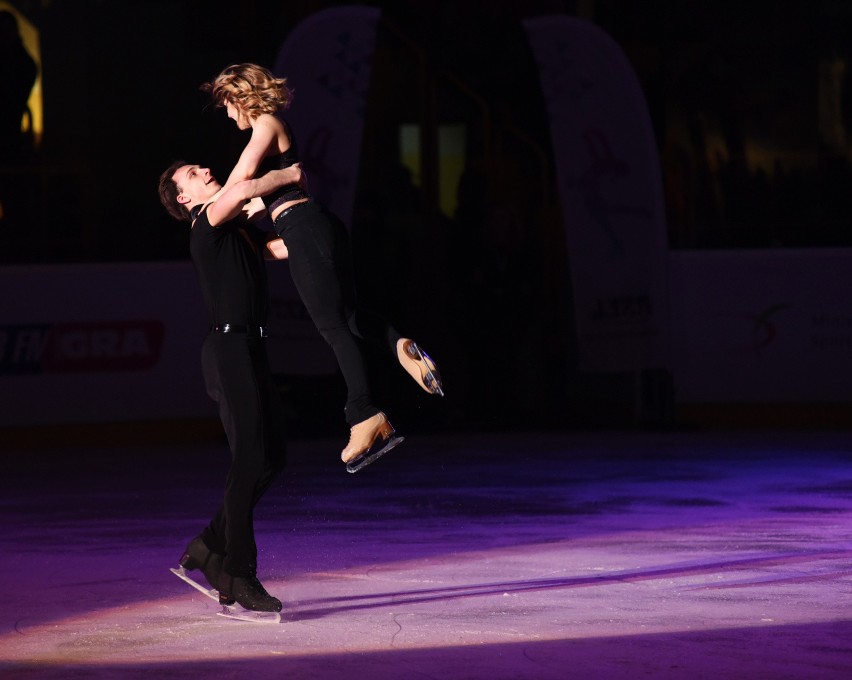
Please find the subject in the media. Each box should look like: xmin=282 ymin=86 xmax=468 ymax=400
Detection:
xmin=173 ymin=165 xmax=221 ymax=206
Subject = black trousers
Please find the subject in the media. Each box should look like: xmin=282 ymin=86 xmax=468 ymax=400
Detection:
xmin=200 ymin=333 xmax=287 ymax=577
xmin=275 ymin=201 xmax=401 ymax=426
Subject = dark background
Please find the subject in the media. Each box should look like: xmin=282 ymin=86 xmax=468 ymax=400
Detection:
xmin=2 ymin=0 xmax=852 ymax=434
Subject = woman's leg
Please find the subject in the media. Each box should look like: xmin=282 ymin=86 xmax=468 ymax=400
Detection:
xmin=279 ymin=203 xmax=380 ymax=426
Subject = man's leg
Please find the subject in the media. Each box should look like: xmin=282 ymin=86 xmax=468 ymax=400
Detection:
xmin=200 ymin=334 xmax=283 ymax=612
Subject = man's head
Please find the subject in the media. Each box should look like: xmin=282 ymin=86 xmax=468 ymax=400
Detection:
xmin=158 ymin=161 xmax=220 ymax=222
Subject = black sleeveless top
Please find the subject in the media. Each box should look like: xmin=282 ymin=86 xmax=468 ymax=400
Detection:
xmin=189 ymin=206 xmax=269 ymax=327
xmin=258 ymin=118 xmax=309 ymax=212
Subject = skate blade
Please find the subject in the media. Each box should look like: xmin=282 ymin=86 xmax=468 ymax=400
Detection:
xmin=170 ymin=566 xmax=219 ymax=602
xmin=218 ymin=605 xmax=281 ymax=624
xmin=346 ymin=435 xmax=405 ymax=473
xmin=411 ymin=343 xmax=444 ymax=397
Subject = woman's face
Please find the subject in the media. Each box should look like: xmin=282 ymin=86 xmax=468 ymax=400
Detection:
xmin=225 ymin=100 xmax=251 ymax=130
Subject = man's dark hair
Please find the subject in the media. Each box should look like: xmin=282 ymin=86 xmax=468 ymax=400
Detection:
xmin=158 ymin=160 xmax=191 ymax=222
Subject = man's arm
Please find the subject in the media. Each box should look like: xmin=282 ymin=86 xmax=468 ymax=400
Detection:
xmin=264 ymin=233 xmax=289 ymax=260
xmin=206 ymin=164 xmax=302 ymax=227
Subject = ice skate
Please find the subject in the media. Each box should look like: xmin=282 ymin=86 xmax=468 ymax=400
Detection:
xmin=177 ymin=536 xmax=225 ymax=590
xmin=219 ymin=572 xmax=282 ymax=621
xmin=171 ymin=536 xmax=226 ymax=603
xmin=341 ymin=412 xmax=405 ymax=473
xmin=217 ymin=603 xmax=281 ymax=624
xmin=397 ymin=338 xmax=444 ymax=396
xmin=170 ymin=565 xmax=280 ymax=623
xmin=170 ymin=566 xmax=219 ymax=602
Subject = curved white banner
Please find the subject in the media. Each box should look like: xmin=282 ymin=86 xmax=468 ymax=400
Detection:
xmin=273 ymin=6 xmax=381 ymax=226
xmin=524 ymin=16 xmax=670 ymax=372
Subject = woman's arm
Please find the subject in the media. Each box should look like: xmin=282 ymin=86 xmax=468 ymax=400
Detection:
xmin=223 ymin=115 xmax=288 ymax=190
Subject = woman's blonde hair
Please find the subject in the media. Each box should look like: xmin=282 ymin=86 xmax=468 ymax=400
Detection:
xmin=202 ymin=63 xmax=293 ymax=118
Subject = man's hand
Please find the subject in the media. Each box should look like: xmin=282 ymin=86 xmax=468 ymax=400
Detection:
xmin=289 ymin=163 xmax=307 ymax=193
xmin=265 ymin=235 xmax=289 ymax=260
xmin=243 ymin=197 xmax=268 ymax=222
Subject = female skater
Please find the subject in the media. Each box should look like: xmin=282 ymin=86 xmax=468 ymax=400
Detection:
xmin=203 ymin=63 xmax=443 ymax=472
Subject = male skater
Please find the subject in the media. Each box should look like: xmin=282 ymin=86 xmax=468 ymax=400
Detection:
xmin=158 ymin=160 xmax=302 ymax=613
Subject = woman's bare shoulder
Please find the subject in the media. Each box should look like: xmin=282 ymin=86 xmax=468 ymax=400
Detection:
xmin=255 ymin=113 xmax=290 ymax=149
xmin=256 ymin=113 xmax=286 ymax=132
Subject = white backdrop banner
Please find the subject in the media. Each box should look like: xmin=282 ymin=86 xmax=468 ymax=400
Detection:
xmin=0 ymin=261 xmax=334 ymax=427
xmin=266 ymin=6 xmax=382 ymax=379
xmin=524 ymin=16 xmax=670 ymax=372
xmin=273 ymin=5 xmax=380 ymax=225
xmin=670 ymin=249 xmax=852 ymax=402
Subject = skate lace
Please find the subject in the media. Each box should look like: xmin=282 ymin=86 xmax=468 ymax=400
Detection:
xmin=347 ymin=417 xmax=372 ymax=445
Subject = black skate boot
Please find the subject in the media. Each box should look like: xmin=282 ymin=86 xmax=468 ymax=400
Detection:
xmin=218 ymin=573 xmax=282 ymax=613
xmin=179 ymin=537 xmax=225 ymax=592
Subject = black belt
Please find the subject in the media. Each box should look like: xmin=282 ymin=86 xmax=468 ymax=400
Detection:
xmin=211 ymin=324 xmax=268 ymax=337
xmin=273 ymin=198 xmax=313 ymax=226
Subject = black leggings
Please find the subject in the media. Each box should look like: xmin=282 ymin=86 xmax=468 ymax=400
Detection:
xmin=200 ymin=333 xmax=287 ymax=577
xmin=275 ymin=201 xmax=401 ymax=426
